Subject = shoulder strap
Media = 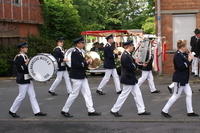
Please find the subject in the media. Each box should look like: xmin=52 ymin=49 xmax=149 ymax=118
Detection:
xmin=14 ymin=53 xmax=26 ymax=62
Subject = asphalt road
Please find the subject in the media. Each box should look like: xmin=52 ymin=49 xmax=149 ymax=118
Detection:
xmin=0 ymin=75 xmax=200 ymax=133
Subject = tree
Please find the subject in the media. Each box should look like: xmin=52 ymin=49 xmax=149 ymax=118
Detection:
xmin=41 ymin=0 xmax=82 ymax=43
xmin=73 ymin=0 xmax=155 ymax=31
xmin=142 ymin=17 xmax=156 ymax=34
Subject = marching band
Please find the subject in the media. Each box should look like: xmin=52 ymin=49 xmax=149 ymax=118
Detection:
xmin=9 ymin=28 xmax=200 ymax=118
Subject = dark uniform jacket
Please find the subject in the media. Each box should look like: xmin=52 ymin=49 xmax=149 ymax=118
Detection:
xmin=69 ymin=48 xmax=88 ymax=79
xmin=103 ymin=43 xmax=117 ymax=69
xmin=190 ymin=36 xmax=200 ymax=57
xmin=53 ymin=46 xmax=66 ymax=71
xmin=140 ymin=55 xmax=153 ymax=71
xmin=120 ymin=51 xmax=138 ymax=85
xmin=172 ymin=51 xmax=191 ymax=86
xmin=14 ymin=53 xmax=31 ymax=84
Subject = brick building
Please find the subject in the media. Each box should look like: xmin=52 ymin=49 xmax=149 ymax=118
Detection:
xmin=158 ymin=0 xmax=200 ymax=74
xmin=0 ymin=0 xmax=43 ymax=46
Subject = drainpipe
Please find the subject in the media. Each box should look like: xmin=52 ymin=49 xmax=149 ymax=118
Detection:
xmin=2 ymin=0 xmax=5 ymax=18
xmin=157 ymin=0 xmax=162 ymax=75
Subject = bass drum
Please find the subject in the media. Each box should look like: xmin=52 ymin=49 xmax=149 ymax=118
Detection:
xmin=28 ymin=53 xmax=58 ymax=82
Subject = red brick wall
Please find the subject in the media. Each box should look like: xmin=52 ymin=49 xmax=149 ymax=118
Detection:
xmin=0 ymin=0 xmax=43 ymax=24
xmin=0 ymin=0 xmax=43 ymax=45
xmin=158 ymin=0 xmax=200 ymax=74
xmin=18 ymin=23 xmax=39 ymax=37
xmin=161 ymin=0 xmax=200 ymax=10
xmin=160 ymin=15 xmax=174 ymax=74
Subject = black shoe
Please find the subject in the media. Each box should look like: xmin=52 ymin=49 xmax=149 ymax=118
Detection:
xmin=9 ymin=111 xmax=20 ymax=118
xmin=191 ymin=72 xmax=195 ymax=75
xmin=48 ymin=91 xmax=57 ymax=96
xmin=88 ymin=112 xmax=101 ymax=116
xmin=34 ymin=112 xmax=47 ymax=116
xmin=168 ymin=86 xmax=173 ymax=94
xmin=96 ymin=90 xmax=105 ymax=95
xmin=117 ymin=90 xmax=122 ymax=94
xmin=194 ymin=75 xmax=198 ymax=78
xmin=61 ymin=111 xmax=73 ymax=118
xmin=138 ymin=111 xmax=151 ymax=115
xmin=187 ymin=112 xmax=199 ymax=117
xmin=110 ymin=111 xmax=122 ymax=117
xmin=161 ymin=111 xmax=172 ymax=118
xmin=151 ymin=90 xmax=160 ymax=94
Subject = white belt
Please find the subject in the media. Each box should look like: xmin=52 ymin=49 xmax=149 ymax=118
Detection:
xmin=24 ymin=74 xmax=31 ymax=80
xmin=61 ymin=62 xmax=66 ymax=66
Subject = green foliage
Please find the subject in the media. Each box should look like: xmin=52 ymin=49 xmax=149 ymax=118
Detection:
xmin=27 ymin=36 xmax=55 ymax=57
xmin=142 ymin=17 xmax=156 ymax=34
xmin=0 ymin=46 xmax=17 ymax=76
xmin=41 ymin=0 xmax=82 ymax=41
xmin=73 ymin=0 xmax=155 ymax=31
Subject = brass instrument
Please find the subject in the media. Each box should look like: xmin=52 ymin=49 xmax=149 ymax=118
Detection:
xmin=85 ymin=51 xmax=102 ymax=70
xmin=113 ymin=47 xmax=125 ymax=59
xmin=133 ymin=38 xmax=152 ymax=64
xmin=65 ymin=48 xmax=102 ymax=70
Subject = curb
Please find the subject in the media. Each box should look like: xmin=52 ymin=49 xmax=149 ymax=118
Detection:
xmin=0 ymin=77 xmax=16 ymax=80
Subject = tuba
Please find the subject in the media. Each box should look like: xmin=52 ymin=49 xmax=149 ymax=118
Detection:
xmin=113 ymin=47 xmax=125 ymax=59
xmin=133 ymin=38 xmax=152 ymax=64
xmin=64 ymin=48 xmax=102 ymax=69
xmin=85 ymin=51 xmax=102 ymax=70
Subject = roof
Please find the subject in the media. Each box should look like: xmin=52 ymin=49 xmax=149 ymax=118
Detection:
xmin=81 ymin=30 xmax=143 ymax=37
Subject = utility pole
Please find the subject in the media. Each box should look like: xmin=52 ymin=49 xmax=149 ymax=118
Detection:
xmin=156 ymin=0 xmax=162 ymax=75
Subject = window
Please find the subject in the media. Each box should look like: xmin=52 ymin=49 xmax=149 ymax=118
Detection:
xmin=173 ymin=14 xmax=196 ymax=50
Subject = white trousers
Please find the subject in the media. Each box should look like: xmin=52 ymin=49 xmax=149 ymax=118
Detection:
xmin=162 ymin=83 xmax=193 ymax=113
xmin=97 ymin=69 xmax=121 ymax=92
xmin=138 ymin=71 xmax=157 ymax=92
xmin=111 ymin=84 xmax=145 ymax=114
xmin=10 ymin=82 xmax=40 ymax=114
xmin=62 ymin=78 xmax=95 ymax=113
xmin=192 ymin=57 xmax=199 ymax=75
xmin=49 ymin=71 xmax=72 ymax=93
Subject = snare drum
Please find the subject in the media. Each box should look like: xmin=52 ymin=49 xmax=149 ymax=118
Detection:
xmin=28 ymin=53 xmax=58 ymax=82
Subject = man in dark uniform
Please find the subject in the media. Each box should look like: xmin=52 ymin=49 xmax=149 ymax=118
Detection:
xmin=90 ymin=42 xmax=99 ymax=52
xmin=161 ymin=40 xmax=199 ymax=118
xmin=9 ymin=42 xmax=47 ymax=118
xmin=96 ymin=34 xmax=121 ymax=95
xmin=110 ymin=40 xmax=151 ymax=117
xmin=48 ymin=37 xmax=72 ymax=96
xmin=61 ymin=37 xmax=101 ymax=117
xmin=137 ymin=52 xmax=160 ymax=93
xmin=191 ymin=28 xmax=200 ymax=77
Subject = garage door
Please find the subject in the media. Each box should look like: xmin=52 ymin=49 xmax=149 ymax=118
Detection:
xmin=173 ymin=14 xmax=196 ymax=49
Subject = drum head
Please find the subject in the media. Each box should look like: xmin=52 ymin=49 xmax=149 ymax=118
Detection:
xmin=64 ymin=48 xmax=75 ymax=68
xmin=28 ymin=54 xmax=57 ymax=82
